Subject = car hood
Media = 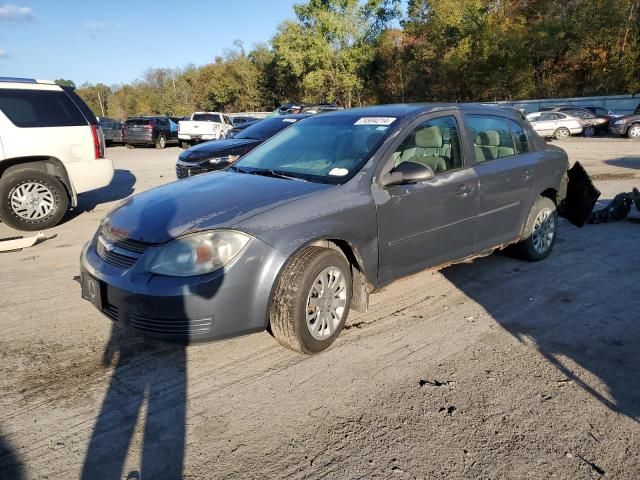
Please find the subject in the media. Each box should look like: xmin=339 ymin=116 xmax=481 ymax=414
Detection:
xmin=179 ymin=138 xmax=260 ymax=161
xmin=103 ymin=171 xmax=331 ymax=244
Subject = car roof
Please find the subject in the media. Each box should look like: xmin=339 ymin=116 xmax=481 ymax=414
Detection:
xmin=273 ymin=113 xmax=312 ymax=120
xmin=315 ymin=103 xmax=511 ymax=119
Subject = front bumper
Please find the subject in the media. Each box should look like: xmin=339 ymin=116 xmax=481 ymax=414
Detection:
xmin=610 ymin=124 xmax=627 ymax=136
xmin=80 ymin=231 xmax=287 ymax=343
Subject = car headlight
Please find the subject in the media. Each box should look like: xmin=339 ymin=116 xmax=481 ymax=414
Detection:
xmin=614 ymin=120 xmax=624 ymax=125
xmin=209 ymin=155 xmax=239 ymax=164
xmin=149 ymin=230 xmax=250 ymax=276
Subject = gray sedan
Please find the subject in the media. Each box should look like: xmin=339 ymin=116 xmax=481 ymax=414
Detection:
xmin=80 ymin=104 xmax=587 ymax=353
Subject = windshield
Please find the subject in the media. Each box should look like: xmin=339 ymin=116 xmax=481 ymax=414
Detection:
xmin=234 ymin=114 xmax=394 ymax=183
xmin=193 ymin=113 xmax=222 ymax=122
xmin=235 ymin=117 xmax=299 ymax=141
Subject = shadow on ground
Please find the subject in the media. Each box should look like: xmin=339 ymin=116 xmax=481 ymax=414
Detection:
xmin=62 ymin=169 xmax=136 ymax=224
xmin=604 ymin=157 xmax=640 ymax=171
xmin=442 ymin=218 xmax=640 ymax=422
xmin=0 ymin=430 xmax=23 ymax=480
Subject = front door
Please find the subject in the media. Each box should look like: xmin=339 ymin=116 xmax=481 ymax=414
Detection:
xmin=376 ymin=114 xmax=479 ymax=284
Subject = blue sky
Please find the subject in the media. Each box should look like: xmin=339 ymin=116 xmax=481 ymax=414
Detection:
xmin=0 ymin=1 xmax=300 ymax=86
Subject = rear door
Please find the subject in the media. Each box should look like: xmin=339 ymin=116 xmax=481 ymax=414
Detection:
xmin=376 ymin=112 xmax=479 ymax=283
xmin=465 ymin=114 xmax=537 ymax=252
xmin=531 ymin=112 xmax=556 ymax=136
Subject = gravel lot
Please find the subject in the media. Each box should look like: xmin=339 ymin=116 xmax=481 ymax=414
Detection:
xmin=1 ymin=139 xmax=639 ymax=479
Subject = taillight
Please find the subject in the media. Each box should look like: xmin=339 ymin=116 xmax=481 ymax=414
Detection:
xmin=91 ymin=125 xmax=105 ymax=159
xmin=144 ymin=121 xmax=153 ymax=130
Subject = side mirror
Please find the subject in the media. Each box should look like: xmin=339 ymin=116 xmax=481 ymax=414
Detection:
xmin=381 ymin=161 xmax=435 ymax=188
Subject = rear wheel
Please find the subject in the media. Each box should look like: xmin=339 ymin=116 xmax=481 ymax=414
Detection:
xmin=628 ymin=124 xmax=640 ymax=141
xmin=0 ymin=169 xmax=68 ymax=231
xmin=583 ymin=126 xmax=596 ymax=137
xmin=517 ymin=196 xmax=558 ymax=261
xmin=553 ymin=127 xmax=570 ymax=140
xmin=270 ymin=247 xmax=352 ymax=354
xmin=180 ymin=141 xmax=191 ymax=149
xmin=156 ymin=134 xmax=167 ymax=149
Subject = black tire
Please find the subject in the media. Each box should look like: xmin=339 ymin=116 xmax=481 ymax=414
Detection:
xmin=270 ymin=247 xmax=352 ymax=354
xmin=553 ymin=127 xmax=570 ymax=140
xmin=0 ymin=169 xmax=68 ymax=231
xmin=156 ymin=134 xmax=167 ymax=149
xmin=517 ymin=196 xmax=558 ymax=262
xmin=627 ymin=124 xmax=640 ymax=141
xmin=180 ymin=141 xmax=191 ymax=149
xmin=582 ymin=126 xmax=596 ymax=137
xmin=125 ymin=144 xmax=134 ymax=149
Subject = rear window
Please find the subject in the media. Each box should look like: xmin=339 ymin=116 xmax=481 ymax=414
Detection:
xmin=0 ymin=89 xmax=87 ymax=128
xmin=193 ymin=113 xmax=222 ymax=122
xmin=126 ymin=118 xmax=152 ymax=126
xmin=63 ymin=87 xmax=98 ymax=125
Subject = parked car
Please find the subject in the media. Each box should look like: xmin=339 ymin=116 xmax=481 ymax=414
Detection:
xmin=80 ymin=103 xmax=595 ymax=353
xmin=98 ymin=117 xmax=123 ymax=146
xmin=610 ymin=113 xmax=640 ymax=140
xmin=230 ymin=115 xmax=261 ymax=125
xmin=176 ymin=114 xmax=310 ymax=178
xmin=123 ymin=116 xmax=178 ymax=149
xmin=539 ymin=106 xmax=608 ymax=136
xmin=178 ymin=112 xmax=234 ymax=148
xmin=526 ymin=111 xmax=583 ymax=139
xmin=0 ymin=77 xmax=113 ymax=230
xmin=227 ymin=119 xmax=261 ymax=138
xmin=580 ymin=105 xmax=623 ymax=121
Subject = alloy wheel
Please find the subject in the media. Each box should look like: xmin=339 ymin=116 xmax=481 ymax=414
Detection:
xmin=305 ymin=266 xmax=347 ymax=340
xmin=532 ymin=208 xmax=555 ymax=255
xmin=10 ymin=181 xmax=55 ymax=220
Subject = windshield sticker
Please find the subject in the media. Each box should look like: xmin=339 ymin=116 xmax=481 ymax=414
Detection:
xmin=282 ymin=118 xmax=297 ymax=122
xmin=354 ymin=117 xmax=396 ymax=126
xmin=328 ymin=168 xmax=349 ymax=177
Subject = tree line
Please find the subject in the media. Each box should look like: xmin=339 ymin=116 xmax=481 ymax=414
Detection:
xmin=63 ymin=0 xmax=640 ymax=118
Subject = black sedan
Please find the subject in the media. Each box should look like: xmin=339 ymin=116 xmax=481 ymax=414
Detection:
xmin=175 ymin=114 xmax=310 ymax=178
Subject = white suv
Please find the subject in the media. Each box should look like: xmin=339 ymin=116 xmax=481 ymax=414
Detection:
xmin=0 ymin=77 xmax=114 ymax=230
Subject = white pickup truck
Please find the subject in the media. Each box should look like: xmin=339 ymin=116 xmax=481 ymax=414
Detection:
xmin=178 ymin=112 xmax=234 ymax=148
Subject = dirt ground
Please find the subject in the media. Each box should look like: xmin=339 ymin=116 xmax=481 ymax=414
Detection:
xmin=0 ymin=139 xmax=639 ymax=480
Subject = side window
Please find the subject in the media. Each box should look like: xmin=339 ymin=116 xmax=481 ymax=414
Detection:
xmin=0 ymin=89 xmax=87 ymax=128
xmin=393 ymin=115 xmax=463 ymax=173
xmin=466 ymin=115 xmax=516 ymax=163
xmin=509 ymin=120 xmax=528 ymax=154
xmin=538 ymin=113 xmax=554 ymax=121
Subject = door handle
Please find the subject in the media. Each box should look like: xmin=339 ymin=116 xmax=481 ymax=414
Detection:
xmin=453 ymin=184 xmax=475 ymax=197
xmin=521 ymin=169 xmax=534 ymax=180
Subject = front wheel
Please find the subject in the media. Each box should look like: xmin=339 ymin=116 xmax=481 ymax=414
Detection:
xmin=270 ymin=247 xmax=352 ymax=354
xmin=583 ymin=126 xmax=596 ymax=137
xmin=517 ymin=196 xmax=558 ymax=261
xmin=0 ymin=169 xmax=69 ymax=231
xmin=628 ymin=124 xmax=640 ymax=141
xmin=180 ymin=141 xmax=191 ymax=149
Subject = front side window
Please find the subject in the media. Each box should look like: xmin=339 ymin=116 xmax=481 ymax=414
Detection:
xmin=392 ymin=115 xmax=463 ymax=173
xmin=509 ymin=120 xmax=528 ymax=154
xmin=235 ymin=114 xmax=393 ymax=184
xmin=466 ymin=115 xmax=516 ymax=163
xmin=0 ymin=89 xmax=86 ymax=128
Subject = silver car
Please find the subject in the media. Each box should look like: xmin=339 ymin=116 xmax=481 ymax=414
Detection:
xmin=81 ymin=104 xmax=593 ymax=354
xmin=526 ymin=111 xmax=583 ymax=139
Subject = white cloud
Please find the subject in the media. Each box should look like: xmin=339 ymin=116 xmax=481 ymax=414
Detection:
xmin=0 ymin=4 xmax=33 ymax=21
xmin=0 ymin=47 xmax=7 ymax=58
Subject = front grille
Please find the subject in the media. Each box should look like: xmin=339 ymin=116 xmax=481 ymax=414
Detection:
xmin=103 ymin=304 xmax=119 ymax=321
xmin=129 ymin=313 xmax=213 ymax=336
xmin=100 ymin=227 xmax=150 ymax=254
xmin=96 ymin=239 xmax=138 ymax=269
xmin=176 ymin=164 xmax=208 ymax=179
